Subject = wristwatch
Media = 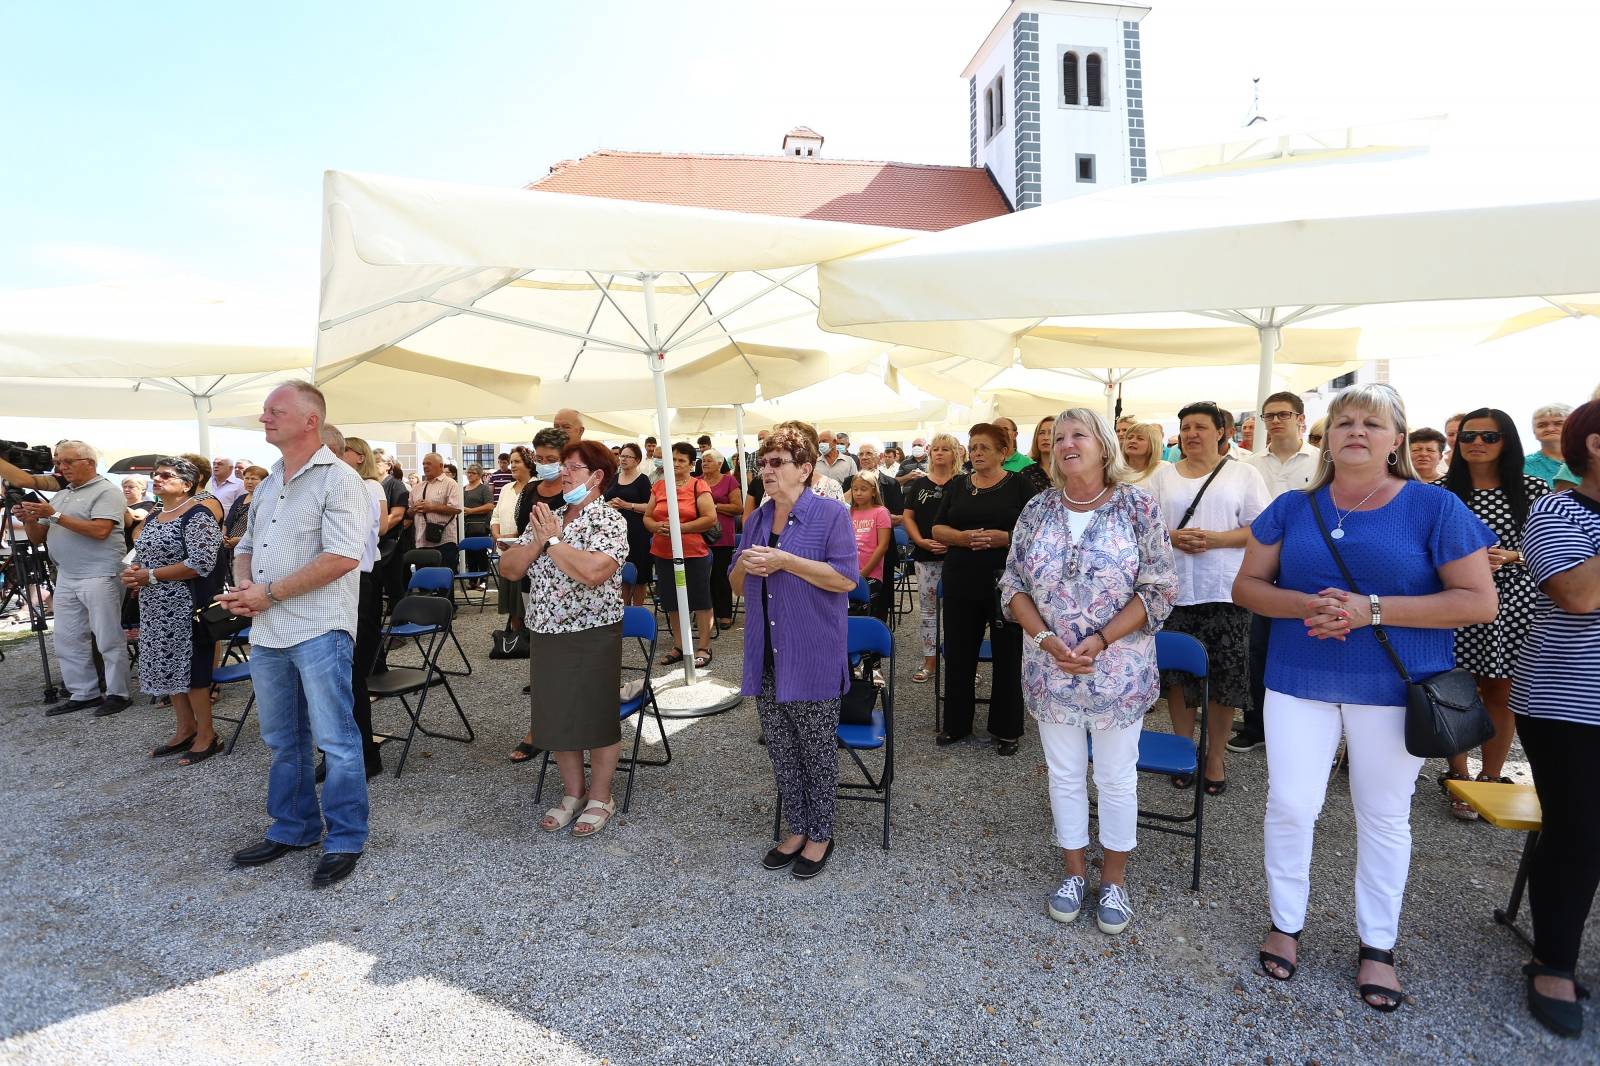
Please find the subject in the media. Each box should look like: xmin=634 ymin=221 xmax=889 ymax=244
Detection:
xmin=1031 ymin=629 xmax=1055 ymax=648
xmin=145 ymin=569 xmax=158 ymax=586
xmin=1369 ymin=594 xmax=1382 ymax=627
xmin=545 ymin=534 xmax=562 ymax=550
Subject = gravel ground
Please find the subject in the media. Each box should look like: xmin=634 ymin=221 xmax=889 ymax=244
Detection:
xmin=0 ymin=599 xmax=1595 ymax=1065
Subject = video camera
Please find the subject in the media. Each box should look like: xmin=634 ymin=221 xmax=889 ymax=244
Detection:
xmin=0 ymin=440 xmax=54 ymax=474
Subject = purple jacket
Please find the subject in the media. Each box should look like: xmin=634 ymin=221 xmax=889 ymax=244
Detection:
xmin=733 ymin=488 xmax=856 ymax=702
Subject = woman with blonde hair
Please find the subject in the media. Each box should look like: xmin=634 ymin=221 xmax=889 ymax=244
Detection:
xmin=1121 ymin=423 xmax=1167 ymax=485
xmin=1027 ymin=416 xmax=1056 ymax=465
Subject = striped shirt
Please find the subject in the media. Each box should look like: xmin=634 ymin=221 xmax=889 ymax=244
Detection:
xmin=1511 ymin=490 xmax=1600 ymax=725
xmin=236 ymin=446 xmax=369 ymax=649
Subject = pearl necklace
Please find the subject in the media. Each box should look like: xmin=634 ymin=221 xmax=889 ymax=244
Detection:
xmin=1062 ymin=484 xmax=1110 ymax=507
xmin=158 ymin=501 xmax=189 ymax=515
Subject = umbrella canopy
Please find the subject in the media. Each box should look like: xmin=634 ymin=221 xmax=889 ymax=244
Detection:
xmin=316 ymin=169 xmax=913 ymax=689
xmin=818 ymin=148 xmax=1600 ymax=408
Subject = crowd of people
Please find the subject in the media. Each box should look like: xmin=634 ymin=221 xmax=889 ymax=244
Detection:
xmin=3 ymin=378 xmax=1598 ymax=1039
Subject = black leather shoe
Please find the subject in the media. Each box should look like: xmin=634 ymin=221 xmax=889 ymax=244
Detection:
xmin=94 ymin=695 xmax=131 ymax=716
xmin=762 ymin=844 xmax=803 ymax=871
xmin=233 ymin=838 xmax=314 ymax=867
xmin=315 ymin=757 xmax=326 ymax=784
xmin=47 ymin=697 xmax=101 ymax=716
xmin=935 ymin=732 xmax=969 ymax=747
xmin=313 ymin=851 xmax=361 ymax=888
xmin=1524 ymin=962 xmax=1589 ymax=1038
xmin=365 ymin=761 xmax=384 ymax=781
xmin=791 ymin=839 xmax=835 ymax=881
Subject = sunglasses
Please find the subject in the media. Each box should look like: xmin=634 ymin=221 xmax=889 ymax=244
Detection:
xmin=755 ymin=457 xmax=796 ymax=470
xmin=1457 ymin=431 xmax=1503 ymax=445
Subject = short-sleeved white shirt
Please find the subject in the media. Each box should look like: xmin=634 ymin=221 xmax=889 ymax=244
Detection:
xmin=1149 ymin=459 xmax=1271 ymax=605
xmin=1246 ymin=443 xmax=1320 ymax=499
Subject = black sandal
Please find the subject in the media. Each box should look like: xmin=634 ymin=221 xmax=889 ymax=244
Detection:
xmin=1204 ymin=778 xmax=1228 ymax=796
xmin=659 ymin=650 xmax=685 ymax=666
xmin=1258 ymin=925 xmax=1301 ymax=981
xmin=151 ymin=734 xmax=197 ymax=758
xmin=1357 ymin=945 xmax=1404 ymax=1012
xmin=508 ymin=741 xmax=540 ymax=763
xmin=694 ymin=647 xmax=713 ymax=668
xmin=177 ymin=739 xmax=222 ymax=766
xmin=1170 ymin=773 xmax=1194 ymax=789
xmin=1523 ymin=962 xmax=1591 ymax=1038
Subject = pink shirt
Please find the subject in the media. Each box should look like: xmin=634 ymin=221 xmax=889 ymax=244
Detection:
xmin=851 ymin=505 xmax=891 ymax=580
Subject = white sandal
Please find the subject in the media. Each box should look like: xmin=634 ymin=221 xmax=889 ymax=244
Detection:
xmin=572 ymin=797 xmax=616 ymax=838
xmin=540 ymin=793 xmax=587 ymax=832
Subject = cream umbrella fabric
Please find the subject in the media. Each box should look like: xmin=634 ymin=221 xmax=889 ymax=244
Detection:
xmin=317 ymin=169 xmax=911 ymax=688
xmin=819 ymin=148 xmax=1600 ymax=408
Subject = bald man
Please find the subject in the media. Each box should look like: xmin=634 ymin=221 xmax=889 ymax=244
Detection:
xmin=410 ymin=452 xmax=463 ymax=573
xmin=552 ymin=409 xmax=585 ymax=442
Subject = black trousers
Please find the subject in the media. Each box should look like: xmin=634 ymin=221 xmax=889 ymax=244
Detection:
xmin=941 ymin=583 xmax=1024 ymax=742
xmin=463 ymin=532 xmax=490 ymax=577
xmin=710 ymin=545 xmax=735 ymax=620
xmin=1518 ymin=713 xmax=1600 ymax=972
xmin=350 ymin=571 xmax=384 ymax=774
xmin=1245 ymin=612 xmax=1271 ymax=738
xmin=436 ymin=542 xmax=460 ymax=575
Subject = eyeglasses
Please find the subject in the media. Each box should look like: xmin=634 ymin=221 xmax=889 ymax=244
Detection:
xmin=1260 ymin=411 xmax=1299 ymax=422
xmin=1456 ymin=431 xmax=1503 ymax=445
xmin=561 ymin=462 xmax=590 ymax=474
xmin=151 ymin=470 xmax=182 ymax=482
xmin=54 ymin=456 xmax=92 ymax=466
xmin=755 ymin=457 xmax=796 ymax=470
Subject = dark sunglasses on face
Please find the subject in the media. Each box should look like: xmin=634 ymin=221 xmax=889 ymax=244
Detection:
xmin=1457 ymin=431 xmax=1503 ymax=445
xmin=755 ymin=457 xmax=795 ymax=470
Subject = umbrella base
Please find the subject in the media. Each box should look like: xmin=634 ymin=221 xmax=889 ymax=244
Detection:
xmin=653 ymin=677 xmax=743 ymax=719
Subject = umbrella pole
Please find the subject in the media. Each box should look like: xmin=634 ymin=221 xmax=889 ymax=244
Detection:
xmin=733 ymin=403 xmax=746 ymax=481
xmin=643 ymin=273 xmax=699 ymax=684
xmin=193 ymin=395 xmax=212 ymax=458
xmin=1256 ymin=324 xmax=1280 ymax=412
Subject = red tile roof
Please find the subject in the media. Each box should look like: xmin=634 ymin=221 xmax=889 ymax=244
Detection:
xmin=529 ymin=150 xmax=1011 ymax=232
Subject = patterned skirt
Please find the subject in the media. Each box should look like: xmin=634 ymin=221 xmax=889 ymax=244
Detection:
xmin=1159 ymin=601 xmax=1251 ymax=709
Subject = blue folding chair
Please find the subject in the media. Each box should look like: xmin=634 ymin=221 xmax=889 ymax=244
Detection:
xmin=453 ymin=535 xmax=497 ymax=610
xmin=388 ymin=566 xmax=471 ymax=676
xmin=891 ymin=526 xmax=916 ymax=624
xmin=1090 ymin=631 xmax=1211 ymax=890
xmin=771 ymin=616 xmax=896 ymax=848
xmin=932 ymin=578 xmax=991 ymax=733
xmin=211 ymin=626 xmax=255 ymax=755
xmin=533 ymin=607 xmax=671 ymax=815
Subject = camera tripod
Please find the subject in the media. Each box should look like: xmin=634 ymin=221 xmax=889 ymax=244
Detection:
xmin=0 ymin=493 xmax=62 ymax=703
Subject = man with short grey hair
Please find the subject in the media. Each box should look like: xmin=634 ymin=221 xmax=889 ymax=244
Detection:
xmin=211 ymin=456 xmax=245 ymax=513
xmin=1526 ymin=403 xmax=1574 ymax=487
xmin=219 ymin=380 xmax=371 ymax=888
xmin=816 ymin=428 xmax=856 ymax=482
xmin=410 ymin=451 xmax=463 ymax=572
xmin=552 ymin=409 xmax=585 ymax=443
xmin=2 ymin=440 xmax=131 ymax=716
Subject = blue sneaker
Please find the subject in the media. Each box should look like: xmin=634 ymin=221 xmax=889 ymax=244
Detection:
xmin=1047 ymin=875 xmax=1086 ymax=923
xmin=1097 ymin=883 xmax=1133 ymax=934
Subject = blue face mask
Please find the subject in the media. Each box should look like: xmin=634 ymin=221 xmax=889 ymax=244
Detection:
xmin=562 ymin=485 xmax=590 ymax=506
xmin=819 ymin=441 xmax=833 ymax=455
xmin=535 ymin=462 xmax=561 ymax=481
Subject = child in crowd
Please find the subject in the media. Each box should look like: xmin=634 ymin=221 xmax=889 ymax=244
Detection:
xmin=849 ymin=477 xmax=892 ymax=622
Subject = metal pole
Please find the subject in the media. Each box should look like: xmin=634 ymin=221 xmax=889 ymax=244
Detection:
xmin=194 ymin=394 xmax=212 ymax=458
xmin=455 ymin=420 xmax=467 ymax=543
xmin=643 ymin=273 xmax=699 ymax=684
xmin=1256 ymin=322 xmax=1281 ymax=413
xmin=733 ymin=403 xmax=746 ymax=482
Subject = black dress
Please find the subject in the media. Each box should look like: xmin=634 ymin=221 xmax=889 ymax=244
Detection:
xmin=604 ymin=473 xmax=654 ymax=580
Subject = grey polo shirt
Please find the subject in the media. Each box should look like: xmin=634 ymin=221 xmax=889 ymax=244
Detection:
xmin=236 ymin=446 xmax=369 ymax=649
xmin=43 ymin=474 xmax=126 ymax=577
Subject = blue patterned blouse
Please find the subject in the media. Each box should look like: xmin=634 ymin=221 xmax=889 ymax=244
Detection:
xmin=1000 ymin=485 xmax=1178 ymax=728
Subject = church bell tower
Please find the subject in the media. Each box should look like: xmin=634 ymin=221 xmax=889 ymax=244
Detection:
xmin=964 ymin=1 xmax=1151 ymax=209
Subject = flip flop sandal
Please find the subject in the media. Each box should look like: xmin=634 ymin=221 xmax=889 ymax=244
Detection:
xmin=540 ymin=793 xmax=588 ymax=832
xmin=911 ymin=669 xmax=931 ymax=684
xmin=694 ymin=648 xmax=713 ymax=668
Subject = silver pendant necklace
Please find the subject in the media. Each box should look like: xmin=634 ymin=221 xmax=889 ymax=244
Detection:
xmin=1329 ymin=480 xmax=1386 ymax=540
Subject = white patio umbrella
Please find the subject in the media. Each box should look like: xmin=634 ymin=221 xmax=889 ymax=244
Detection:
xmin=316 ymin=170 xmax=910 ymax=692
xmin=819 ymin=148 xmax=1600 ymax=411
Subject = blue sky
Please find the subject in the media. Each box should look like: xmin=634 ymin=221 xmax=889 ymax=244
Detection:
xmin=5 ymin=0 xmax=1598 ymax=305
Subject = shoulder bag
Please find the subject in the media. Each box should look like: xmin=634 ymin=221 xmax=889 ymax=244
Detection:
xmin=1308 ymin=494 xmax=1494 ymax=758
xmin=489 ymin=624 xmax=531 ymax=660
xmin=1175 ymin=456 xmax=1231 ymax=530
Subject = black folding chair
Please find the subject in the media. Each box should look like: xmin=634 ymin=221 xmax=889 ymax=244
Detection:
xmin=386 ymin=566 xmax=471 ymax=677
xmin=367 ymin=595 xmax=474 ymax=777
xmin=533 ymin=606 xmax=670 ymax=816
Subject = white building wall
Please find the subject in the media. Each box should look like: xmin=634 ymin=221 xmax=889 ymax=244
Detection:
xmin=972 ymin=46 xmax=1015 ymax=206
xmin=1036 ymin=10 xmax=1131 ymax=200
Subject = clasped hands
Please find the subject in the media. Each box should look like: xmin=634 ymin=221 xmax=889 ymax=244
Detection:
xmin=1038 ymin=633 xmax=1103 ymax=675
xmin=1303 ymin=588 xmax=1371 ymax=641
xmin=739 ymin=545 xmax=792 ymax=577
xmin=966 ymin=527 xmax=1007 ymax=551
xmin=217 ymin=580 xmax=271 ymax=618
xmin=1170 ymin=528 xmax=1216 ymax=555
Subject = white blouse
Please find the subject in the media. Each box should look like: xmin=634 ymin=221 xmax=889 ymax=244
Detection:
xmin=1148 ymin=459 xmax=1270 ymax=606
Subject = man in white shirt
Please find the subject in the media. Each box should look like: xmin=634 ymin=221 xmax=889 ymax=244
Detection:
xmin=1231 ymin=391 xmax=1317 ymax=755
xmin=1219 ymin=411 xmax=1253 ymax=459
xmin=210 ymin=456 xmax=246 ymax=513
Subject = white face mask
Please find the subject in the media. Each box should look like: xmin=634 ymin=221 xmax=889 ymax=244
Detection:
xmin=911 ymin=446 xmax=927 ymax=458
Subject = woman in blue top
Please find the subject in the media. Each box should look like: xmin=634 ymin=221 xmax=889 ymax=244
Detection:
xmin=1234 ymin=384 xmax=1497 ymax=1014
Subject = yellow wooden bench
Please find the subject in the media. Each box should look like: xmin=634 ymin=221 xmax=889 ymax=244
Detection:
xmin=1446 ymin=779 xmax=1542 ymax=947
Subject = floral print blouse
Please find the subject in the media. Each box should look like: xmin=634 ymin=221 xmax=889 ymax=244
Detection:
xmin=1000 ymin=485 xmax=1178 ymax=729
xmin=519 ymin=500 xmax=628 ymax=635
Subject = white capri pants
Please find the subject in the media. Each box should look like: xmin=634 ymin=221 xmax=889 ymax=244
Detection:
xmin=1263 ymin=689 xmax=1424 ymax=950
xmin=1038 ymin=717 xmax=1142 ymax=853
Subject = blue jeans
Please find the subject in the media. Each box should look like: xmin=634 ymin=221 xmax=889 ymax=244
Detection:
xmin=252 ymin=630 xmax=368 ymax=853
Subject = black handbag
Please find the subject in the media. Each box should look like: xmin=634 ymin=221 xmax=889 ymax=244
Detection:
xmin=1309 ymin=496 xmax=1495 ymax=758
xmin=194 ymin=600 xmax=249 ymax=644
xmin=840 ymin=653 xmax=881 ymax=724
xmin=489 ymin=626 xmax=530 ymax=660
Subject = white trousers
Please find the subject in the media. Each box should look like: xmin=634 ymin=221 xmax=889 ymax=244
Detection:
xmin=1262 ymin=689 xmax=1424 ymax=949
xmin=52 ymin=573 xmax=131 ymax=701
xmin=1038 ymin=717 xmax=1142 ymax=852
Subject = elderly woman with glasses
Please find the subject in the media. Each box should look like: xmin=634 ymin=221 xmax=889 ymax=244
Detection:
xmin=121 ymin=457 xmax=226 ymax=765
xmin=733 ymin=426 xmax=858 ymax=879
xmin=499 ymin=440 xmax=630 ymax=837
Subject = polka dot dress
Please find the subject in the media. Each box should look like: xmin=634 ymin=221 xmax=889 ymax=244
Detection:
xmin=1454 ymin=475 xmax=1550 ymax=678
